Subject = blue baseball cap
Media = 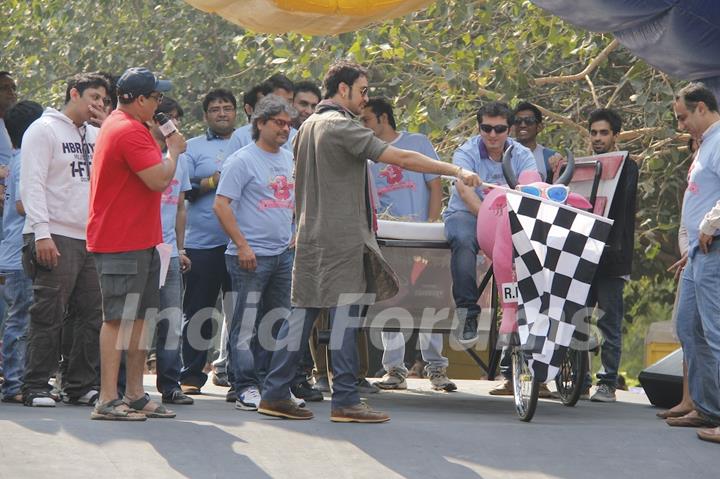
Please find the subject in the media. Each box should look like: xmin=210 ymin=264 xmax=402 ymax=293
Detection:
xmin=117 ymin=67 xmax=172 ymax=101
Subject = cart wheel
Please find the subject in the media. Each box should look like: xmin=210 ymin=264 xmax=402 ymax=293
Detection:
xmin=511 ymin=345 xmax=538 ymax=422
xmin=554 ymin=347 xmax=587 ymax=407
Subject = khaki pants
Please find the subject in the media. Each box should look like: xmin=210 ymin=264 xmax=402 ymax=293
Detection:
xmin=22 ymin=234 xmax=102 ymax=399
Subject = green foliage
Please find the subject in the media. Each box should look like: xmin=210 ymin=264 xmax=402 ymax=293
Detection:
xmin=1 ymin=0 xmax=687 ymax=379
xmin=621 ymin=275 xmax=677 ymax=381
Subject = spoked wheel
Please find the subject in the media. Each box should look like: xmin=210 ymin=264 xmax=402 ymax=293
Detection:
xmin=554 ymin=347 xmax=587 ymax=407
xmin=511 ymin=345 xmax=539 ymax=422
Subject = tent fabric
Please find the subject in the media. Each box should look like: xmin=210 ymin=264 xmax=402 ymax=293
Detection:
xmin=186 ymin=0 xmax=720 ymax=90
xmin=184 ymin=0 xmax=435 ymax=35
xmin=530 ymin=0 xmax=720 ymax=86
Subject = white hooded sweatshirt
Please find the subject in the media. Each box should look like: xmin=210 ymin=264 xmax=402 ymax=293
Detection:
xmin=20 ymin=107 xmax=99 ymax=240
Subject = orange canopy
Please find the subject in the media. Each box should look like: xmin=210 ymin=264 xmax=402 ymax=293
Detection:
xmin=184 ymin=0 xmax=436 ymax=34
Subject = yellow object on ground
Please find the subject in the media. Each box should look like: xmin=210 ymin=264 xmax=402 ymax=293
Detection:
xmin=644 ymin=320 xmax=680 ymax=366
xmin=184 ymin=0 xmax=436 ymax=34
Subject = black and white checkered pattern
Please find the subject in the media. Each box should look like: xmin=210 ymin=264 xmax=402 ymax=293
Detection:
xmin=507 ymin=193 xmax=613 ymax=382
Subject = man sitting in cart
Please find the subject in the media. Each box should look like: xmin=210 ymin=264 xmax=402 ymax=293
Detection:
xmin=443 ymin=102 xmax=537 ymax=342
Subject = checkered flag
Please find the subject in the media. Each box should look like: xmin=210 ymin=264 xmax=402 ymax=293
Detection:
xmin=507 ymin=193 xmax=613 ymax=382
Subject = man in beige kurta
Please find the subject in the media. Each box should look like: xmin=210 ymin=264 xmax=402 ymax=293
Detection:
xmin=258 ymin=61 xmax=481 ymax=423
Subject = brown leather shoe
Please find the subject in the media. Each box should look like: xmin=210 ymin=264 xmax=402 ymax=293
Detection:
xmin=489 ymin=380 xmax=513 ymax=396
xmin=180 ymin=384 xmax=201 ymax=395
xmin=697 ymin=426 xmax=720 ymax=443
xmin=331 ymin=403 xmax=390 ymax=423
xmin=656 ymin=408 xmax=693 ymax=419
xmin=666 ymin=410 xmax=717 ymax=428
xmin=257 ymin=399 xmax=313 ymax=420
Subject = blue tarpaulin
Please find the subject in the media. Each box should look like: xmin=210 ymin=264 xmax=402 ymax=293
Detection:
xmin=531 ymin=0 xmax=720 ymax=94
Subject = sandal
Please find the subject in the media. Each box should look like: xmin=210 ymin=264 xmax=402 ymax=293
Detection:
xmin=124 ymin=393 xmax=176 ymax=418
xmin=63 ymin=389 xmax=100 ymax=406
xmin=91 ymin=399 xmax=146 ymax=421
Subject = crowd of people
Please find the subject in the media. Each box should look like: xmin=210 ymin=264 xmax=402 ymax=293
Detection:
xmin=0 ymin=63 xmax=718 ymax=441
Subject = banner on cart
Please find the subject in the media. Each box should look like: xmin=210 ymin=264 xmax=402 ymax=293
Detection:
xmin=507 ymin=192 xmax=613 ymax=382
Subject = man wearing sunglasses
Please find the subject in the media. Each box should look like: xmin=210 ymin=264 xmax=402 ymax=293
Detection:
xmin=513 ymin=102 xmax=564 ymax=182
xmin=443 ymin=101 xmax=537 ymax=342
xmin=257 ymin=61 xmax=480 ymax=423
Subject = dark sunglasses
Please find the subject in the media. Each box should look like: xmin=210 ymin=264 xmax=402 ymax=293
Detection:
xmin=480 ymin=124 xmax=509 ymax=134
xmin=515 ymin=117 xmax=538 ymax=126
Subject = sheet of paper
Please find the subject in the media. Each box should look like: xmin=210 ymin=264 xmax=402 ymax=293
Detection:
xmin=156 ymin=243 xmax=173 ymax=288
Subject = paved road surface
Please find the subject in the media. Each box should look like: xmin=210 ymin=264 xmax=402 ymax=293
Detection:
xmin=0 ymin=377 xmax=714 ymax=478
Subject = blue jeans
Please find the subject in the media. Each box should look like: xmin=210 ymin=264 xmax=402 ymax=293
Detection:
xmin=155 ymin=257 xmax=184 ymax=396
xmin=676 ymin=244 xmax=720 ymax=421
xmin=584 ymin=276 xmax=625 ymax=387
xmin=263 ymin=305 xmax=363 ymax=408
xmin=226 ymin=250 xmax=293 ymax=393
xmin=180 ymin=246 xmax=231 ymax=388
xmin=444 ymin=211 xmax=481 ymax=323
xmin=1 ymin=270 xmax=33 ymax=396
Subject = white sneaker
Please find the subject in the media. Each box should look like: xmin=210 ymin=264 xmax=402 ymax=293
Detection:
xmin=236 ymin=387 xmax=261 ymax=411
xmin=590 ymin=384 xmax=616 ymax=403
xmin=30 ymin=396 xmax=56 ymax=407
xmin=427 ymin=367 xmax=457 ymax=392
xmin=374 ymin=368 xmax=407 ymax=390
xmin=290 ymin=390 xmax=306 ymax=408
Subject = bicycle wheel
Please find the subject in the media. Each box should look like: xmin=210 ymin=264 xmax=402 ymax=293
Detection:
xmin=511 ymin=345 xmax=539 ymax=422
xmin=554 ymin=347 xmax=587 ymax=407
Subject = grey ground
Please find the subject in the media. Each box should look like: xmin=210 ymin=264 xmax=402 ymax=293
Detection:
xmin=0 ymin=377 xmax=714 ymax=479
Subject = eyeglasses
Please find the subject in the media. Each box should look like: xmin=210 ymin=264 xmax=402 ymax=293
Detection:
xmin=515 ymin=117 xmax=538 ymax=126
xmin=269 ymin=118 xmax=292 ymax=129
xmin=359 ymin=86 xmax=369 ymax=97
xmin=0 ymin=84 xmax=17 ymax=92
xmin=147 ymin=92 xmax=164 ymax=103
xmin=480 ymin=124 xmax=509 ymax=134
xmin=518 ymin=184 xmax=569 ymax=203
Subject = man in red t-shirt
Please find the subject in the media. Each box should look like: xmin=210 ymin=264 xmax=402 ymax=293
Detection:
xmin=87 ymin=67 xmax=186 ymax=421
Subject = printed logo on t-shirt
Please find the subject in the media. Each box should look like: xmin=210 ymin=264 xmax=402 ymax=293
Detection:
xmin=260 ymin=175 xmax=294 ymax=210
xmin=481 ymin=170 xmax=508 ymax=197
xmin=377 ymin=165 xmax=416 ymax=196
xmin=162 ymin=179 xmax=180 ymax=205
xmin=64 ymin=141 xmax=95 ymax=181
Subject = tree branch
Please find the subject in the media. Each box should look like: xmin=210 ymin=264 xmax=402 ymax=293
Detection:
xmin=534 ymin=38 xmax=620 ymax=86
xmin=535 ymin=104 xmax=589 ymax=137
xmin=586 ymin=75 xmax=601 ymax=109
xmin=618 ymin=127 xmax=668 ymax=142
